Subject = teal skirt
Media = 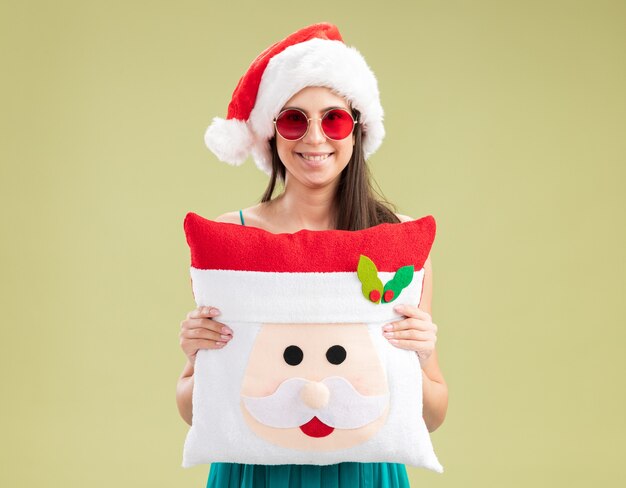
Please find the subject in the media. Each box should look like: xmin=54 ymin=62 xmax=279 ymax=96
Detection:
xmin=207 ymin=462 xmax=410 ymax=488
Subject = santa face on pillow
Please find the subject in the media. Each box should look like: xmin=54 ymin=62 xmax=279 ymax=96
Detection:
xmin=181 ymin=212 xmax=443 ymax=472
xmin=240 ymin=322 xmax=389 ymax=450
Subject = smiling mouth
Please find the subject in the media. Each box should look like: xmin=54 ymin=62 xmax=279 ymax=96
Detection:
xmin=299 ymin=416 xmax=335 ymax=438
xmin=297 ymin=153 xmax=334 ymax=162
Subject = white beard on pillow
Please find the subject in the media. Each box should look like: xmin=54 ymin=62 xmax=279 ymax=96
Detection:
xmin=181 ymin=212 xmax=444 ymax=473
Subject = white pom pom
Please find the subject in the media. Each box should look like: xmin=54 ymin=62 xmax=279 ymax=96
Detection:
xmin=204 ymin=117 xmax=255 ymax=166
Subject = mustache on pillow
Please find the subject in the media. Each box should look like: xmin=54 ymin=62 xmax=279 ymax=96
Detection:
xmin=242 ymin=376 xmax=389 ymax=429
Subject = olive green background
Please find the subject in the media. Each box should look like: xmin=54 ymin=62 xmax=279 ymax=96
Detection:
xmin=1 ymin=0 xmax=624 ymax=487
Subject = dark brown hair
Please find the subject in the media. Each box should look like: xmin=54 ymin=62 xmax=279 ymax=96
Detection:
xmin=260 ymin=109 xmax=401 ymax=231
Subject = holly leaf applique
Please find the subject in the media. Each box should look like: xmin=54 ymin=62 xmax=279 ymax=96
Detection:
xmin=357 ymin=255 xmax=415 ymax=304
xmin=357 ymin=255 xmax=384 ymax=303
xmin=382 ymin=265 xmax=414 ymax=303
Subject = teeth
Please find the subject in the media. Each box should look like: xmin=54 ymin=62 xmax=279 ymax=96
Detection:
xmin=300 ymin=153 xmax=331 ymax=161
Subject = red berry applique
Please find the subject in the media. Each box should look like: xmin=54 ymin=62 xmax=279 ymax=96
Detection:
xmin=369 ymin=290 xmax=381 ymax=302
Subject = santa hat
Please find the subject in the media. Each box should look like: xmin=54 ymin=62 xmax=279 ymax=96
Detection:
xmin=184 ymin=213 xmax=435 ymax=324
xmin=204 ymin=22 xmax=385 ymax=175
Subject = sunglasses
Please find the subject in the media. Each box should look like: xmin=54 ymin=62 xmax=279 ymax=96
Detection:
xmin=273 ymin=108 xmax=358 ymax=141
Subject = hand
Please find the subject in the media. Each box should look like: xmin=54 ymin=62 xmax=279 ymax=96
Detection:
xmin=179 ymin=306 xmax=233 ymax=364
xmin=382 ymin=303 xmax=438 ymax=365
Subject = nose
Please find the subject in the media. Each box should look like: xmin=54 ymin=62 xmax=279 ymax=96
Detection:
xmin=300 ymin=381 xmax=330 ymax=409
xmin=302 ymin=117 xmax=326 ymax=145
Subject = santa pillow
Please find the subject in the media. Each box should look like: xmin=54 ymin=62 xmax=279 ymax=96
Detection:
xmin=181 ymin=212 xmax=443 ymax=473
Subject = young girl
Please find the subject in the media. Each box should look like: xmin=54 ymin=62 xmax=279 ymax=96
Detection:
xmin=177 ymin=23 xmax=448 ymax=488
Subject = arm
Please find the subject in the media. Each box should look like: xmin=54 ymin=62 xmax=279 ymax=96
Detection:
xmin=418 ymin=257 xmax=448 ymax=432
xmin=176 ymin=360 xmax=195 ymax=426
xmin=175 ymin=212 xmax=241 ymax=426
xmin=177 ymin=309 xmax=231 ymax=427
xmin=395 ymin=213 xmax=448 ymax=432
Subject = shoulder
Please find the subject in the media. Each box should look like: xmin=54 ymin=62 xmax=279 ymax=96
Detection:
xmin=214 ymin=204 xmax=269 ymax=228
xmin=394 ymin=212 xmax=413 ymax=223
xmin=214 ymin=211 xmax=243 ymax=224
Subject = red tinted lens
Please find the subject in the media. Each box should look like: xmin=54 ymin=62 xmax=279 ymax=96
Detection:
xmin=321 ymin=109 xmax=354 ymax=140
xmin=275 ymin=109 xmax=308 ymax=140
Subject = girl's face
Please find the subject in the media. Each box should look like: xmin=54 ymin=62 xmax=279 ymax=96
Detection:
xmin=275 ymin=86 xmax=356 ymax=190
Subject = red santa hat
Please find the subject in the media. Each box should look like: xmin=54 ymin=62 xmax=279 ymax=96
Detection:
xmin=204 ymin=22 xmax=385 ymax=175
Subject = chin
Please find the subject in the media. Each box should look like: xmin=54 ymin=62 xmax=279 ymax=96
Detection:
xmin=301 ymin=174 xmax=342 ymax=190
xmin=290 ymin=160 xmax=348 ymax=186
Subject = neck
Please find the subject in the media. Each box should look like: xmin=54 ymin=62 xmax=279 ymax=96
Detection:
xmin=272 ymin=175 xmax=339 ymax=231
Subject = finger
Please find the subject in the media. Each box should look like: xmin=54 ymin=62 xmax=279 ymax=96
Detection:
xmin=186 ymin=306 xmax=221 ymax=319
xmin=384 ymin=318 xmax=431 ymax=332
xmin=181 ymin=327 xmax=232 ymax=343
xmin=386 ymin=338 xmax=422 ymax=351
xmin=387 ymin=339 xmax=435 ymax=359
xmin=183 ymin=338 xmax=228 ymax=353
xmin=182 ymin=318 xmax=233 ymax=335
xmin=393 ymin=304 xmax=431 ymax=322
xmin=186 ymin=306 xmax=222 ymax=320
xmin=184 ymin=317 xmax=227 ymax=331
xmin=383 ymin=329 xmax=435 ymax=341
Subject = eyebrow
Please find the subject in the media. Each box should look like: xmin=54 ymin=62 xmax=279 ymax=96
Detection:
xmin=281 ymin=105 xmax=348 ymax=114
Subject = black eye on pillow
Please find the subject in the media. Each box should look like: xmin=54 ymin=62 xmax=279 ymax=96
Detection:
xmin=284 ymin=345 xmax=304 ymax=366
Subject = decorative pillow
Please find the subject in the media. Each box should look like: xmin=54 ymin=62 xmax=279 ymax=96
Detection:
xmin=181 ymin=212 xmax=443 ymax=473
